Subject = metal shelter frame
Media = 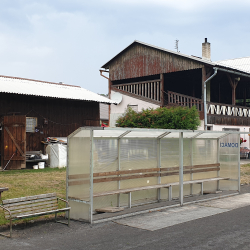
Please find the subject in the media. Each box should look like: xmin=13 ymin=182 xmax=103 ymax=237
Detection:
xmin=67 ymin=127 xmax=248 ymax=223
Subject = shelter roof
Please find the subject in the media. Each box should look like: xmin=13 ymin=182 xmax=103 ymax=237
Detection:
xmin=71 ymin=127 xmax=249 ymax=140
xmin=0 ymin=75 xmax=116 ymax=104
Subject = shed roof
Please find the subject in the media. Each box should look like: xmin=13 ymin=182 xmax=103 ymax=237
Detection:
xmin=0 ymin=75 xmax=116 ymax=104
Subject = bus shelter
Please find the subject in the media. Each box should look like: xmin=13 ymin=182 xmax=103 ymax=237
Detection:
xmin=67 ymin=127 xmax=245 ymax=223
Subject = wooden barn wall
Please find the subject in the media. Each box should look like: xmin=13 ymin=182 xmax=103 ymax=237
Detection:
xmin=109 ymin=43 xmax=204 ymax=81
xmin=208 ymin=115 xmax=250 ymax=126
xmin=0 ymin=93 xmax=100 ymax=152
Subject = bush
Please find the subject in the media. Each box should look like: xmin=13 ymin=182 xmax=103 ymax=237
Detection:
xmin=116 ymin=106 xmax=200 ymax=130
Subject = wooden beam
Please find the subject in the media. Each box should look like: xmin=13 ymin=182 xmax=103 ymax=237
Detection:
xmin=160 ymin=74 xmax=164 ymax=107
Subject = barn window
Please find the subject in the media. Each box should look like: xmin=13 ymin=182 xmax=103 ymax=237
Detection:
xmin=128 ymin=105 xmax=138 ymax=112
xmin=26 ymin=117 xmax=37 ymax=133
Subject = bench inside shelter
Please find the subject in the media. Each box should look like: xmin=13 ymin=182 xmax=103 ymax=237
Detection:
xmin=69 ymin=163 xmax=229 ymax=209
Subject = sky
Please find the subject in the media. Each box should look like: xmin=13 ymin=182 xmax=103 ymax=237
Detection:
xmin=0 ymin=0 xmax=250 ymax=94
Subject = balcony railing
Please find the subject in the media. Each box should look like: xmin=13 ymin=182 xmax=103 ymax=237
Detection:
xmin=166 ymin=91 xmax=203 ymax=111
xmin=207 ymin=102 xmax=250 ymax=117
xmin=166 ymin=91 xmax=250 ymax=118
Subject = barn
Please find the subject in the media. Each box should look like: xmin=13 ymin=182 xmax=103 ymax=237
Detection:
xmin=0 ymin=75 xmax=115 ymax=170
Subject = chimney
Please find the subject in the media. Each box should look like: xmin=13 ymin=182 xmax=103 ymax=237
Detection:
xmin=202 ymin=38 xmax=211 ymax=61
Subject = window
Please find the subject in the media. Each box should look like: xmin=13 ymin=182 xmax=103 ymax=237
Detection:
xmin=222 ymin=128 xmax=239 ymax=132
xmin=128 ymin=105 xmax=138 ymax=112
xmin=26 ymin=117 xmax=37 ymax=133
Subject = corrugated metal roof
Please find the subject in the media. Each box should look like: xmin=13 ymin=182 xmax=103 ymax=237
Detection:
xmin=216 ymin=57 xmax=250 ymax=74
xmin=0 ymin=75 xmax=116 ymax=104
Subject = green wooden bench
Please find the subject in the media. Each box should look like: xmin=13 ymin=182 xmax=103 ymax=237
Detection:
xmin=0 ymin=193 xmax=70 ymax=238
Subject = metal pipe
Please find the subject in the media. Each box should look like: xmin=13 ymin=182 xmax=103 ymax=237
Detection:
xmin=179 ymin=132 xmax=184 ymax=206
xmin=99 ymin=69 xmax=109 ymax=80
xmin=204 ymin=68 xmax=217 ymax=130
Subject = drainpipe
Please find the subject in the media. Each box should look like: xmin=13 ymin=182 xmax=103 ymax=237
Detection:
xmin=100 ymin=70 xmax=111 ymax=126
xmin=204 ymin=68 xmax=217 ymax=131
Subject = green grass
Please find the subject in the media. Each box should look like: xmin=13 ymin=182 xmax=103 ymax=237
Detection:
xmin=0 ymin=167 xmax=66 ymax=226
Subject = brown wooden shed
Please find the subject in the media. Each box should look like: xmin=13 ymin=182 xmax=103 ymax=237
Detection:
xmin=0 ymin=75 xmax=115 ymax=170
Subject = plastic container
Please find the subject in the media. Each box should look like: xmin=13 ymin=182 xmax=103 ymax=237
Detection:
xmin=33 ymin=165 xmax=38 ymax=170
xmin=41 ymin=154 xmax=48 ymax=160
xmin=38 ymin=162 xmax=45 ymax=169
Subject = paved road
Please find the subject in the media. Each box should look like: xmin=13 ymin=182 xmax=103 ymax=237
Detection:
xmin=1 ymin=187 xmax=250 ymax=250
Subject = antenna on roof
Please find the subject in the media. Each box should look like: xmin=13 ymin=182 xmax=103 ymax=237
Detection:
xmin=175 ymin=40 xmax=180 ymax=52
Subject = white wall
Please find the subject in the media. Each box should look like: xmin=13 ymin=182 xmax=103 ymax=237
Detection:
xmin=110 ymin=90 xmax=160 ymax=127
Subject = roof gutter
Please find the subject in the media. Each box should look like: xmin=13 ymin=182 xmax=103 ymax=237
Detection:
xmin=214 ymin=66 xmax=250 ymax=78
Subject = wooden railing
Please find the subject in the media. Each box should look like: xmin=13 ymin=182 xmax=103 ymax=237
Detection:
xmin=207 ymin=102 xmax=250 ymax=117
xmin=166 ymin=91 xmax=203 ymax=111
xmin=113 ymin=79 xmax=161 ymax=102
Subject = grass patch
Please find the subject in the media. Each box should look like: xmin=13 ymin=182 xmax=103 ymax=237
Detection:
xmin=241 ymin=164 xmax=250 ymax=185
xmin=0 ymin=167 xmax=66 ymax=226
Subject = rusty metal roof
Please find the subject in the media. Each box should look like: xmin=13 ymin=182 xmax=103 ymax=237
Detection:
xmin=101 ymin=40 xmax=250 ymax=78
xmin=101 ymin=40 xmax=215 ymax=69
xmin=0 ymin=75 xmax=116 ymax=104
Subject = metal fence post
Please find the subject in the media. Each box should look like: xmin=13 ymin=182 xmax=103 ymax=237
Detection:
xmin=117 ymin=138 xmax=121 ymax=207
xmin=190 ymin=139 xmax=193 ymax=195
xmin=238 ymin=134 xmax=241 ymax=193
xmin=179 ymin=132 xmax=184 ymax=206
xmin=217 ymin=139 xmax=220 ymax=191
xmin=89 ymin=129 xmax=94 ymax=224
xmin=157 ymin=138 xmax=161 ymax=201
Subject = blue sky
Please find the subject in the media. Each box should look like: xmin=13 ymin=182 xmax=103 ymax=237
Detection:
xmin=0 ymin=0 xmax=250 ymax=94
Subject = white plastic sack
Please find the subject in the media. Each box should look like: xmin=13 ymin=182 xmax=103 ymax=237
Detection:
xmin=46 ymin=144 xmax=67 ymax=168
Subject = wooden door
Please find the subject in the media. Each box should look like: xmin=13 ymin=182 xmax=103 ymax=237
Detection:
xmin=1 ymin=115 xmax=26 ymax=170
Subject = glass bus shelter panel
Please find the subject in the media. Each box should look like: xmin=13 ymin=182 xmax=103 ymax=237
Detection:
xmin=119 ymin=139 xmax=158 ymax=205
xmin=219 ymin=134 xmax=239 ymax=190
xmin=69 ymin=200 xmax=90 ymax=221
xmin=192 ymin=140 xmax=217 ymax=166
xmin=93 ymin=139 xmax=118 ymax=173
xmin=92 ymin=139 xmax=118 ymax=210
xmin=190 ymin=139 xmax=218 ymax=193
xmin=160 ymin=138 xmax=179 ymax=200
xmin=68 ymin=136 xmax=91 ymax=200
xmin=68 ymin=130 xmax=91 ymax=221
xmin=120 ymin=139 xmax=157 ymax=171
xmin=161 ymin=138 xmax=179 ymax=169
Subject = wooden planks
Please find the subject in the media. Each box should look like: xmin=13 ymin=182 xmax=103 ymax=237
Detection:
xmin=95 ymin=207 xmax=124 ymax=213
xmin=2 ymin=193 xmax=56 ymax=205
xmin=92 ymin=163 xmax=221 ymax=183
xmin=2 ymin=193 xmax=70 ymax=220
xmin=93 ymin=177 xmax=229 ymax=197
